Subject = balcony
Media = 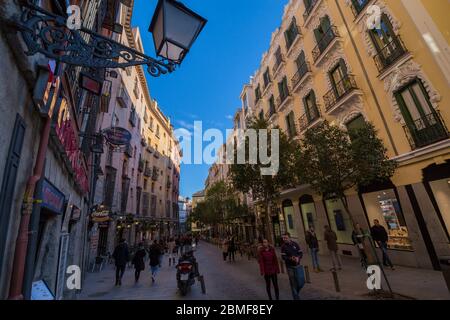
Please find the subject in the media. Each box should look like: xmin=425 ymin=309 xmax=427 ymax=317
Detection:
xmin=166 ymin=181 xmax=172 ymax=189
xmin=403 ymin=111 xmax=449 ymax=150
xmin=144 ymin=166 xmax=152 ymax=177
xmin=374 ymin=36 xmax=408 ymax=74
xmin=276 ymin=85 xmax=292 ymax=111
xmin=298 ymin=107 xmax=322 ymax=132
xmin=350 ymin=0 xmax=371 ymax=18
xmin=262 ymin=78 xmax=272 ymax=97
xmin=117 ymin=86 xmax=130 ymax=108
xmin=272 ymin=54 xmax=285 ymax=78
xmin=303 ymin=0 xmax=321 ymax=26
xmin=285 ymin=26 xmax=302 ymax=58
xmin=129 ymin=108 xmax=137 ymax=127
xmin=138 ymin=159 xmax=144 ymax=172
xmin=265 ymin=104 xmax=276 ymax=120
xmin=312 ymin=26 xmax=339 ymax=65
xmin=152 ymin=167 xmax=159 ymax=181
xmin=324 ymin=75 xmax=359 ymax=113
xmin=124 ymin=143 xmax=133 ymax=158
xmin=291 ymin=62 xmax=312 ymax=93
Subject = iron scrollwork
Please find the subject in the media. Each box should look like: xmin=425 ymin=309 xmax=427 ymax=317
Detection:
xmin=16 ymin=1 xmax=176 ymax=77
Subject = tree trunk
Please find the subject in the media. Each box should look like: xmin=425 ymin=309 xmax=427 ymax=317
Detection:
xmin=340 ymin=196 xmax=377 ymax=265
xmin=265 ymin=199 xmax=275 ymax=245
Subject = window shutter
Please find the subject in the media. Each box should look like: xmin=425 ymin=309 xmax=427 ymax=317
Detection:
xmin=339 ymin=59 xmax=348 ymax=76
xmin=320 ymin=16 xmax=331 ymax=32
xmin=0 ymin=114 xmax=26 ymax=267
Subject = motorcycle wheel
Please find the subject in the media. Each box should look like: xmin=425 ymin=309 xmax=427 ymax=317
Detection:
xmin=179 ymin=283 xmax=188 ymax=296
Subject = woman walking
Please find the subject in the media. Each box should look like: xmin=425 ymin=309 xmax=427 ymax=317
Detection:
xmin=132 ymin=243 xmax=146 ymax=283
xmin=258 ymin=239 xmax=280 ymax=300
xmin=148 ymin=240 xmax=162 ymax=283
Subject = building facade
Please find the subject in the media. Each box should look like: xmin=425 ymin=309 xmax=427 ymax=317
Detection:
xmin=233 ymin=0 xmax=449 ymax=269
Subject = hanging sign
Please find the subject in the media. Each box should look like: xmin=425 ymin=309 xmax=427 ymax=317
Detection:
xmin=91 ymin=209 xmax=111 ymax=223
xmin=103 ymin=127 xmax=132 ymax=146
xmin=41 ymin=179 xmax=66 ymax=215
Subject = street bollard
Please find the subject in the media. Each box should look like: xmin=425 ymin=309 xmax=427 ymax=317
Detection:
xmin=332 ymin=269 xmax=340 ymax=292
xmin=304 ymin=266 xmax=311 ymax=284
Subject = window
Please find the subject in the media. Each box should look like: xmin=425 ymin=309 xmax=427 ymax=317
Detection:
xmin=269 ymin=96 xmax=276 ymax=115
xmin=259 ymin=110 xmax=264 ymax=121
xmin=351 ymin=0 xmax=370 ymax=16
xmin=303 ymin=90 xmax=319 ymax=122
xmin=274 ymin=47 xmax=283 ymax=71
xmin=243 ymin=94 xmax=249 ymax=113
xmin=285 ymin=17 xmax=299 ymax=50
xmin=329 ymin=59 xmax=349 ymax=98
xmin=263 ymin=69 xmax=271 ymax=88
xmin=156 ymin=125 xmax=160 ymax=138
xmin=278 ymin=76 xmax=289 ymax=103
xmin=346 ymin=115 xmax=366 ymax=132
xmin=313 ymin=16 xmax=335 ymax=58
xmin=149 ymin=117 xmax=154 ymax=131
xmin=369 ymin=14 xmax=406 ymax=72
xmin=285 ymin=111 xmax=297 ymax=138
xmin=255 ymin=85 xmax=261 ymax=102
xmin=395 ymin=79 xmax=448 ymax=148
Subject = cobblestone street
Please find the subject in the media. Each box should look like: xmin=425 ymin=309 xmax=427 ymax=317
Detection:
xmin=79 ymin=241 xmax=344 ymax=300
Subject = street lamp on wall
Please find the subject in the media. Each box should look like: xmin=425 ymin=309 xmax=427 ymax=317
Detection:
xmin=149 ymin=0 xmax=207 ymax=63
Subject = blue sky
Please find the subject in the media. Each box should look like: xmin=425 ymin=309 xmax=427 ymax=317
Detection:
xmin=132 ymin=0 xmax=289 ymax=198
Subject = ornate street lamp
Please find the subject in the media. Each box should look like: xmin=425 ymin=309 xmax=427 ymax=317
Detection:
xmin=12 ymin=0 xmax=207 ymax=77
xmin=149 ymin=0 xmax=207 ymax=63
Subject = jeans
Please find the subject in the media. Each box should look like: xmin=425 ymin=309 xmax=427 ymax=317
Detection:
xmin=310 ymin=248 xmax=320 ymax=269
xmin=151 ymin=265 xmax=159 ymax=277
xmin=379 ymin=241 xmax=393 ymax=267
xmin=264 ymin=274 xmax=279 ymax=300
xmin=329 ymin=250 xmax=342 ymax=269
xmin=115 ymin=265 xmax=126 ymax=284
xmin=134 ymin=270 xmax=141 ymax=282
xmin=228 ymin=250 xmax=235 ymax=262
xmin=286 ymin=266 xmax=305 ymax=300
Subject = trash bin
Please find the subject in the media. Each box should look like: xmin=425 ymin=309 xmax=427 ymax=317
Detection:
xmin=439 ymin=256 xmax=450 ymax=292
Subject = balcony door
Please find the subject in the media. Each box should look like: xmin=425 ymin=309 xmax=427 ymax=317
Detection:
xmin=314 ymin=16 xmax=331 ymax=51
xmin=303 ymin=90 xmax=318 ymax=123
xmin=369 ymin=14 xmax=402 ymax=65
xmin=395 ymin=79 xmax=447 ymax=148
xmin=329 ymin=59 xmax=348 ymax=98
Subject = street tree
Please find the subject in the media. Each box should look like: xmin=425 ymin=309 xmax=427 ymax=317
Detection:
xmin=229 ymin=117 xmax=298 ymax=243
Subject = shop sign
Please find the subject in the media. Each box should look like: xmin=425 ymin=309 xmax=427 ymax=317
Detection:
xmin=91 ymin=210 xmax=111 ymax=223
xmin=54 ymin=98 xmax=90 ymax=194
xmin=31 ymin=280 xmax=54 ymax=300
xmin=102 ymin=127 xmax=132 ymax=146
xmin=41 ymin=179 xmax=66 ymax=215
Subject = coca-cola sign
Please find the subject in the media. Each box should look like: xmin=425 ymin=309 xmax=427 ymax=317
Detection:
xmin=103 ymin=127 xmax=132 ymax=146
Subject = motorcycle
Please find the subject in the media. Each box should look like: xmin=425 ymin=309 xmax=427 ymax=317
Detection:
xmin=176 ymin=245 xmax=199 ymax=296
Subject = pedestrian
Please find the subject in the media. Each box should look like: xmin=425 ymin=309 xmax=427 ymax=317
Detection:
xmin=305 ymin=227 xmax=323 ymax=272
xmin=175 ymin=237 xmax=181 ymax=256
xmin=158 ymin=240 xmax=165 ymax=267
xmin=370 ymin=219 xmax=395 ymax=270
xmin=222 ymin=238 xmax=228 ymax=261
xmin=352 ymin=223 xmax=368 ymax=270
xmin=148 ymin=240 xmax=162 ymax=283
xmin=324 ymin=225 xmax=342 ymax=271
xmin=258 ymin=239 xmax=280 ymax=300
xmin=228 ymin=236 xmax=236 ymax=262
xmin=132 ymin=242 xmax=146 ymax=283
xmin=112 ymin=239 xmax=129 ymax=286
xmin=281 ymin=233 xmax=305 ymax=300
xmin=195 ymin=235 xmax=199 ymax=247
xmin=168 ymin=237 xmax=176 ymax=266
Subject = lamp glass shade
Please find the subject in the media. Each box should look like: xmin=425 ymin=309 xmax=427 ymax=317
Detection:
xmin=149 ymin=0 xmax=207 ymax=63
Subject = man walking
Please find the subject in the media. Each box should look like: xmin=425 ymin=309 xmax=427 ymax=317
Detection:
xmin=281 ymin=233 xmax=305 ymax=300
xmin=305 ymin=227 xmax=322 ymax=272
xmin=371 ymin=219 xmax=395 ymax=270
xmin=113 ymin=239 xmax=129 ymax=286
xmin=324 ymin=225 xmax=342 ymax=271
xmin=148 ymin=240 xmax=162 ymax=283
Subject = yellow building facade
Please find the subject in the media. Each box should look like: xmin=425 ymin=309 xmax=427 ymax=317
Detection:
xmin=239 ymin=0 xmax=450 ymax=269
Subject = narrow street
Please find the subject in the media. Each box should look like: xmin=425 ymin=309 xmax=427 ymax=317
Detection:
xmin=80 ymin=241 xmax=343 ymax=300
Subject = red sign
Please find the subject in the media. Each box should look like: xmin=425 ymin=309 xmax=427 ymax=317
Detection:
xmin=55 ymin=98 xmax=90 ymax=194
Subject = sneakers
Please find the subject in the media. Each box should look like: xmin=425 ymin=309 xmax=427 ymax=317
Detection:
xmin=151 ymin=275 xmax=155 ymax=283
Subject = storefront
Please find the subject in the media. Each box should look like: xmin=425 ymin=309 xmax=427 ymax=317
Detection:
xmin=324 ymin=197 xmax=353 ymax=244
xmin=361 ymin=189 xmax=413 ymax=251
xmin=282 ymin=200 xmax=299 ymax=240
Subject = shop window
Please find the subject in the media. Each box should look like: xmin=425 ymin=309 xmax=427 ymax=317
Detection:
xmin=362 ymin=189 xmax=413 ymax=250
xmin=428 ymin=179 xmax=450 ymax=241
xmin=282 ymin=200 xmax=298 ymax=239
xmin=299 ymin=195 xmax=321 ymax=240
xmin=324 ymin=198 xmax=353 ymax=244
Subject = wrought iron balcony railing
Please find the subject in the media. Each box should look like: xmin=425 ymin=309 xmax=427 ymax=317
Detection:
xmin=144 ymin=166 xmax=152 ymax=177
xmin=265 ymin=104 xmax=276 ymax=119
xmin=138 ymin=159 xmax=145 ymax=172
xmin=299 ymin=107 xmax=321 ymax=132
xmin=312 ymin=26 xmax=339 ymax=63
xmin=303 ymin=0 xmax=320 ymax=21
xmin=374 ymin=36 xmax=408 ymax=73
xmin=272 ymin=53 xmax=285 ymax=75
xmin=350 ymin=0 xmax=371 ymax=17
xmin=291 ymin=62 xmax=311 ymax=89
xmin=276 ymin=90 xmax=291 ymax=109
xmin=324 ymin=75 xmax=358 ymax=112
xmin=152 ymin=167 xmax=159 ymax=181
xmin=402 ymin=110 xmax=449 ymax=150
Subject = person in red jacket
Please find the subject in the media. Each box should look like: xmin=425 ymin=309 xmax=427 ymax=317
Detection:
xmin=258 ymin=239 xmax=280 ymax=300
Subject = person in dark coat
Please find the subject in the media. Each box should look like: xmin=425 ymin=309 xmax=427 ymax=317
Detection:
xmin=113 ymin=239 xmax=129 ymax=286
xmin=281 ymin=233 xmax=305 ymax=300
xmin=324 ymin=225 xmax=342 ymax=271
xmin=258 ymin=239 xmax=280 ymax=300
xmin=228 ymin=236 xmax=236 ymax=262
xmin=371 ymin=219 xmax=395 ymax=270
xmin=305 ymin=227 xmax=322 ymax=272
xmin=148 ymin=240 xmax=162 ymax=283
xmin=352 ymin=223 xmax=368 ymax=269
xmin=132 ymin=243 xmax=146 ymax=283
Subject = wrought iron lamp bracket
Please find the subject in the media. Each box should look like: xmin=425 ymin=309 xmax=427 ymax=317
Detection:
xmin=15 ymin=1 xmax=176 ymax=77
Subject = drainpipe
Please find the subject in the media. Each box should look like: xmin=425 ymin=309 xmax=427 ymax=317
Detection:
xmin=8 ymin=115 xmax=52 ymax=300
